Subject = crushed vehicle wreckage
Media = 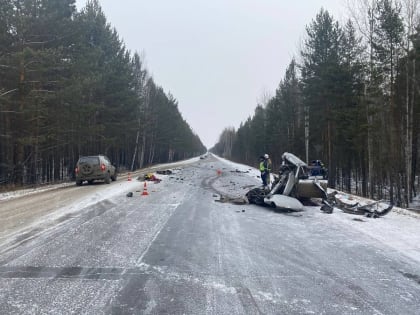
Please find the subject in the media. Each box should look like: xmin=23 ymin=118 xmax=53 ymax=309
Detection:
xmin=331 ymin=192 xmax=393 ymax=218
xmin=246 ymin=152 xmax=331 ymax=211
xmin=246 ymin=152 xmax=393 ymax=217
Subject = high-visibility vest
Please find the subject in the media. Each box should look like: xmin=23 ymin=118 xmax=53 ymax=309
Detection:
xmin=264 ymin=159 xmax=272 ymax=172
xmin=259 ymin=161 xmax=265 ymax=171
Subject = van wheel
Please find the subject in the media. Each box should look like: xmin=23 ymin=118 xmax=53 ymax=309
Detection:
xmin=76 ymin=180 xmax=83 ymax=186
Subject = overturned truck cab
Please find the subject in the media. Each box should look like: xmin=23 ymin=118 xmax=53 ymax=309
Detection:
xmin=246 ymin=152 xmax=332 ymax=212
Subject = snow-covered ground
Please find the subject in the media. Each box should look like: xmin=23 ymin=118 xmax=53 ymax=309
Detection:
xmin=2 ymin=154 xmax=420 ymax=265
xmin=212 ymin=155 xmax=274 ymax=184
xmin=411 ymin=194 xmax=420 ymax=209
xmin=214 ymin=155 xmax=420 ymax=264
xmin=0 ymin=156 xmax=202 ymax=202
xmin=0 ymin=182 xmax=74 ymax=201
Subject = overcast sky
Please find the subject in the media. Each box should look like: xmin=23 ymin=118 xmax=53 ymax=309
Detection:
xmin=75 ymin=0 xmax=346 ymax=148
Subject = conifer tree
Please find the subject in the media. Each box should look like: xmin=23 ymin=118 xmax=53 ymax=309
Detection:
xmin=300 ymin=9 xmax=343 ymax=186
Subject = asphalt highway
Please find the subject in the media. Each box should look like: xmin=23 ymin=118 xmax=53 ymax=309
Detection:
xmin=0 ymin=155 xmax=419 ymax=314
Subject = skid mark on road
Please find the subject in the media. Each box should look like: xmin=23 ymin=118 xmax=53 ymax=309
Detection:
xmin=201 ymin=172 xmax=248 ymax=205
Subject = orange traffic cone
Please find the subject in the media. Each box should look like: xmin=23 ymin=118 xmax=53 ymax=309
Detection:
xmin=128 ymin=173 xmax=132 ymax=181
xmin=141 ymin=181 xmax=149 ymax=196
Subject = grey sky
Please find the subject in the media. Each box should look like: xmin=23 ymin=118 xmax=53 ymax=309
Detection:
xmin=76 ymin=0 xmax=346 ymax=148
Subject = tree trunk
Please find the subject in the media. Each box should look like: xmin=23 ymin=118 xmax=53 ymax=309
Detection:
xmin=131 ymin=130 xmax=140 ymax=171
xmin=15 ymin=57 xmax=25 ymax=185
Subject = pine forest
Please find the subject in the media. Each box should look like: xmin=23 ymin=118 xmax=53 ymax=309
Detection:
xmin=212 ymin=0 xmax=420 ymax=208
xmin=0 ymin=0 xmax=206 ymax=188
xmin=2 ymin=0 xmax=420 ymax=209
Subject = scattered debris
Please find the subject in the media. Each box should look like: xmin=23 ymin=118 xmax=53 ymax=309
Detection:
xmin=320 ymin=202 xmax=334 ymax=214
xmin=126 ymin=192 xmax=133 ymax=197
xmin=144 ymin=173 xmax=162 ymax=183
xmin=332 ymin=193 xmax=393 ymax=218
xmin=231 ymin=198 xmax=248 ymax=205
xmin=246 ymin=188 xmax=267 ymax=206
xmin=215 ymin=195 xmax=248 ymax=205
xmin=231 ymin=169 xmax=250 ymax=173
xmin=282 ymin=212 xmax=303 ymax=217
xmin=156 ymin=170 xmax=173 ymax=175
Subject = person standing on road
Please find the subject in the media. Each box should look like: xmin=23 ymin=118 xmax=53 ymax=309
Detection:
xmin=263 ymin=154 xmax=272 ymax=189
xmin=259 ymin=156 xmax=265 ymax=185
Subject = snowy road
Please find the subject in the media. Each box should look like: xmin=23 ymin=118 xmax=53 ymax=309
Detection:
xmin=0 ymin=155 xmax=420 ymax=314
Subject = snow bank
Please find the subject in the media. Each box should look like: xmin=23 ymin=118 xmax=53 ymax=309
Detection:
xmin=0 ymin=183 xmax=74 ymax=201
xmin=216 ymin=155 xmax=420 ymax=263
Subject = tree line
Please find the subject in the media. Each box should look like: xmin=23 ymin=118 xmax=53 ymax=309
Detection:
xmin=212 ymin=0 xmax=420 ymax=207
xmin=0 ymin=0 xmax=206 ymax=187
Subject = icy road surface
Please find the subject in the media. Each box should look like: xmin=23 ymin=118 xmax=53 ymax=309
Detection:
xmin=0 ymin=154 xmax=420 ymax=314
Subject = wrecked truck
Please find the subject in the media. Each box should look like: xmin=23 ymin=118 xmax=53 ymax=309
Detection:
xmin=246 ymin=152 xmax=331 ymax=212
xmin=246 ymin=152 xmax=393 ymax=217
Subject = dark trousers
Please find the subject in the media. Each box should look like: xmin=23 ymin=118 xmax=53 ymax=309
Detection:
xmin=261 ymin=172 xmax=267 ymax=186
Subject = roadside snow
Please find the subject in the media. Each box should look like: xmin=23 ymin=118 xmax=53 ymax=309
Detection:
xmin=331 ymin=207 xmax=420 ymax=263
xmin=212 ymin=155 xmax=275 ymax=184
xmin=155 ymin=156 xmax=201 ymax=168
xmin=0 ymin=183 xmax=74 ymax=201
xmin=2 ymin=154 xmax=420 ymax=265
xmin=0 ymin=156 xmax=201 ymax=202
xmin=215 ymin=155 xmax=420 ymax=264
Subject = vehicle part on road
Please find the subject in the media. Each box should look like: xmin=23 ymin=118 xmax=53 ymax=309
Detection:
xmin=126 ymin=192 xmax=133 ymax=197
xmin=264 ymin=194 xmax=304 ymax=211
xmin=333 ymin=194 xmax=393 ymax=218
xmin=215 ymin=195 xmax=248 ymax=205
xmin=245 ymin=187 xmax=266 ymax=205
